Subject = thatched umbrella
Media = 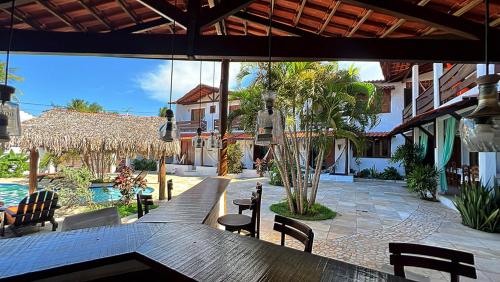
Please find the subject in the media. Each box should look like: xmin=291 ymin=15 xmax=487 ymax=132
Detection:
xmin=11 ymin=109 xmax=180 ymax=195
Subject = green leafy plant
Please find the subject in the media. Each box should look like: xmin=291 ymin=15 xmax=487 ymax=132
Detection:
xmin=270 ymin=201 xmax=336 ymax=221
xmin=358 ymin=168 xmax=371 ymax=178
xmin=227 ymin=143 xmax=243 ymax=174
xmin=391 ymin=143 xmax=424 ymax=175
xmin=0 ymin=150 xmax=28 ymax=178
xmin=88 ymin=202 xmax=159 ymax=218
xmin=47 ymin=166 xmax=93 ymax=207
xmin=132 ymin=158 xmax=157 ymax=171
xmin=453 ymin=182 xmax=500 ymax=233
xmin=368 ymin=165 xmax=379 ymax=178
xmin=406 ymin=165 xmax=439 ymax=201
xmin=269 ymin=162 xmax=284 ymax=186
xmin=379 ymin=166 xmax=403 ymax=180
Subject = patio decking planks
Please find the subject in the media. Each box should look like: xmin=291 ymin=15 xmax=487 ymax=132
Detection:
xmin=0 ymin=177 xmax=407 ymax=281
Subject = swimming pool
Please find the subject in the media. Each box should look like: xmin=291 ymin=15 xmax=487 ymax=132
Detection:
xmin=0 ymin=183 xmax=154 ymax=206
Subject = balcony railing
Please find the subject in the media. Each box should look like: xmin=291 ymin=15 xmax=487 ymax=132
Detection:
xmin=177 ymin=120 xmax=207 ymax=132
xmin=214 ymin=119 xmax=242 ymax=131
xmin=402 ymin=104 xmax=412 ymax=123
xmin=416 ymin=86 xmax=434 ymax=115
xmin=439 ymin=64 xmax=477 ymax=105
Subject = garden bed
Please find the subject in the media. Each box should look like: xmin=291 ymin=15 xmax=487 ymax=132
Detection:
xmin=270 ymin=201 xmax=336 ymax=221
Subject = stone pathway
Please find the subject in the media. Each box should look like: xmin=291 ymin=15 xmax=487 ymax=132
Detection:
xmin=225 ymin=177 xmax=500 ymax=282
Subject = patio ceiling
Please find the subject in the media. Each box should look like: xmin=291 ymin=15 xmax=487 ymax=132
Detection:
xmin=0 ymin=0 xmax=499 ymax=62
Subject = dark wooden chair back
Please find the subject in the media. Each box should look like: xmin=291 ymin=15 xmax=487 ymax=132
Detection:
xmin=249 ymin=184 xmax=262 ymax=238
xmin=389 ymin=243 xmax=476 ymax=282
xmin=13 ymin=190 xmax=59 ymax=227
xmin=136 ymin=193 xmax=154 ymax=219
xmin=273 ymin=215 xmax=314 ymax=253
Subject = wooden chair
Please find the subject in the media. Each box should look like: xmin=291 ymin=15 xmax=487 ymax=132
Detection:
xmin=1 ymin=190 xmax=60 ymax=236
xmin=61 ymin=207 xmax=120 ymax=232
xmin=273 ymin=215 xmax=314 ymax=253
xmin=218 ymin=186 xmax=261 ymax=238
xmin=461 ymin=165 xmax=471 ymax=185
xmin=233 ymin=183 xmax=262 ymax=214
xmin=136 ymin=193 xmax=154 ymax=219
xmin=389 ymin=243 xmax=477 ymax=282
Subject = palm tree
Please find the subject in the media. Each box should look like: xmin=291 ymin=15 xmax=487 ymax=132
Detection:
xmin=159 ymin=107 xmax=168 ymax=117
xmin=67 ymin=99 xmax=104 ymax=113
xmin=237 ymin=62 xmax=379 ymax=214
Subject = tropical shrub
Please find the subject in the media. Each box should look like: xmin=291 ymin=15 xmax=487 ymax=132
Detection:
xmin=379 ymin=166 xmax=403 ymax=180
xmin=269 ymin=162 xmax=284 ymax=186
xmin=454 ymin=182 xmax=500 ymax=233
xmin=227 ymin=143 xmax=243 ymax=174
xmin=358 ymin=168 xmax=371 ymax=178
xmin=406 ymin=165 xmax=439 ymax=201
xmin=47 ymin=166 xmax=93 ymax=207
xmin=113 ymin=165 xmax=147 ymax=204
xmin=132 ymin=158 xmax=157 ymax=171
xmin=0 ymin=150 xmax=29 ymax=178
xmin=391 ymin=143 xmax=424 ymax=175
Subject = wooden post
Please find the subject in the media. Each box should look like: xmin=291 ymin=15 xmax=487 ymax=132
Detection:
xmin=218 ymin=59 xmax=229 ymax=176
xmin=28 ymin=148 xmax=39 ymax=194
xmin=158 ymin=155 xmax=166 ymax=200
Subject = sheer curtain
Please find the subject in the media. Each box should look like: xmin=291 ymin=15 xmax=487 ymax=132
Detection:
xmin=439 ymin=118 xmax=457 ymax=193
xmin=419 ymin=132 xmax=428 ymax=160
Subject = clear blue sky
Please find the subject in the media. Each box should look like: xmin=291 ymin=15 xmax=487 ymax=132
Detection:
xmin=8 ymin=55 xmax=383 ymax=118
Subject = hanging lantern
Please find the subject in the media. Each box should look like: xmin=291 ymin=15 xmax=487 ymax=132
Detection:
xmin=0 ymin=85 xmax=21 ymax=143
xmin=206 ymin=130 xmax=220 ymax=151
xmin=255 ymin=91 xmax=282 ymax=146
xmin=159 ymin=108 xmax=179 ymax=142
xmin=192 ymin=127 xmax=204 ymax=149
xmin=460 ymin=74 xmax=500 ymax=152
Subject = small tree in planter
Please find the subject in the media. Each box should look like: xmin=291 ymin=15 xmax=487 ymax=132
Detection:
xmin=227 ymin=143 xmax=243 ymax=174
xmin=406 ymin=165 xmax=439 ymax=201
xmin=113 ymin=165 xmax=147 ymax=204
xmin=391 ymin=143 xmax=424 ymax=176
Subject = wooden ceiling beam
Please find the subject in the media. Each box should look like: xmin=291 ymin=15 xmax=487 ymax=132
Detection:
xmin=340 ymin=0 xmax=486 ymax=40
xmin=0 ymin=0 xmax=34 ymax=9
xmin=379 ymin=0 xmax=431 ymax=38
xmin=35 ymin=0 xmax=84 ymax=31
xmin=424 ymin=0 xmax=482 ymax=37
xmin=3 ymin=29 xmax=500 ymax=62
xmin=347 ymin=9 xmax=372 ymax=37
xmin=1 ymin=7 xmax=42 ymax=30
xmin=137 ymin=0 xmax=188 ymax=28
xmin=115 ymin=0 xmax=140 ymax=23
xmin=78 ymin=0 xmax=113 ymax=30
xmin=318 ymin=1 xmax=340 ymax=34
xmin=293 ymin=0 xmax=307 ymax=26
xmin=490 ymin=17 xmax=500 ymax=28
xmin=232 ymin=11 xmax=319 ymax=37
xmin=200 ymin=0 xmax=257 ymax=29
xmin=113 ymin=18 xmax=171 ymax=33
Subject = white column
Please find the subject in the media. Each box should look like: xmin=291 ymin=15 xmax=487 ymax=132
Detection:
xmin=433 ymin=63 xmax=443 ymax=109
xmin=412 ymin=64 xmax=419 ymax=117
xmin=413 ymin=127 xmax=420 ymax=145
xmin=479 ymin=153 xmax=497 ymax=187
xmin=435 ymin=118 xmax=445 ymax=190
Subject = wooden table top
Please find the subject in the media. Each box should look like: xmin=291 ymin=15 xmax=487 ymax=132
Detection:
xmin=0 ymin=177 xmax=408 ymax=281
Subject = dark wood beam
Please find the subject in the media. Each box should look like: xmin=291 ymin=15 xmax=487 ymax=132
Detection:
xmin=113 ymin=18 xmax=171 ymax=34
xmin=2 ymin=30 xmax=500 ymax=63
xmin=218 ymin=59 xmax=229 ymax=176
xmin=232 ymin=11 xmax=319 ymax=37
xmin=116 ymin=0 xmax=140 ymax=23
xmin=1 ymin=7 xmax=42 ymax=30
xmin=79 ymin=0 xmax=113 ymax=30
xmin=186 ymin=0 xmax=201 ymax=58
xmin=0 ymin=0 xmax=34 ymax=9
xmin=36 ymin=0 xmax=84 ymax=31
xmin=200 ymin=0 xmax=256 ymax=29
xmin=137 ymin=0 xmax=188 ymax=28
xmin=340 ymin=0 xmax=486 ymax=40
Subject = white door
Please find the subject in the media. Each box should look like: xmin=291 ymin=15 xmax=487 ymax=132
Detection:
xmin=334 ymin=139 xmax=347 ymax=174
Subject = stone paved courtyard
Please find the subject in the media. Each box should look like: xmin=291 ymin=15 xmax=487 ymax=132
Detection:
xmin=225 ymin=177 xmax=500 ymax=282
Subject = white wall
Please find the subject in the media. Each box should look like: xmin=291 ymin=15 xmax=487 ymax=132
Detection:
xmin=237 ymin=140 xmax=254 ymax=169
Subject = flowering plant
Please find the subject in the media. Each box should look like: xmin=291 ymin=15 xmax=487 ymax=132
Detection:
xmin=113 ymin=165 xmax=147 ymax=204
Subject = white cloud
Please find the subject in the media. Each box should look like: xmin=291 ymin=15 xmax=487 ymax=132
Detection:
xmin=137 ymin=61 xmax=241 ymax=102
xmin=20 ymin=110 xmax=34 ymax=122
xmin=338 ymin=61 xmax=384 ymax=81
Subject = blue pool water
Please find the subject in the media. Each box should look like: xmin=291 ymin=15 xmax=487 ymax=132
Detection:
xmin=0 ymin=183 xmax=154 ymax=206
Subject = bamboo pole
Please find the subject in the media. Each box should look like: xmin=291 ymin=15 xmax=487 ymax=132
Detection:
xmin=28 ymin=148 xmax=39 ymax=194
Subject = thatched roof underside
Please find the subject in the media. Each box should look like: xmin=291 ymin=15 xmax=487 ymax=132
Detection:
xmin=13 ymin=109 xmax=180 ymax=159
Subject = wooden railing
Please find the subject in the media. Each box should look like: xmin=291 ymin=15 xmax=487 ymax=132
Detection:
xmin=416 ymin=86 xmax=434 ymax=115
xmin=402 ymin=104 xmax=412 ymax=123
xmin=439 ymin=64 xmax=477 ymax=105
xmin=177 ymin=120 xmax=207 ymax=132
